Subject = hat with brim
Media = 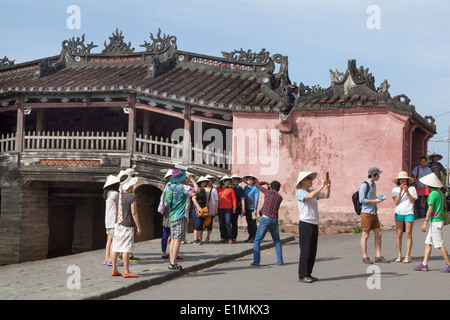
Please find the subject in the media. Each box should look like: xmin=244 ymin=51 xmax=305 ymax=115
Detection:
xmin=243 ymin=174 xmax=257 ymax=181
xmin=163 ymin=169 xmax=173 ymax=181
xmin=205 ymin=174 xmax=217 ymax=183
xmin=392 ymin=171 xmax=414 ymax=185
xmin=296 ymin=172 xmax=317 ymax=189
xmin=197 ymin=176 xmax=210 ymax=184
xmin=220 ymin=175 xmax=232 ymax=183
xmin=103 ymin=174 xmax=120 ymax=189
xmin=230 ymin=174 xmax=243 ymax=183
xmin=428 ymin=153 xmax=443 ymax=161
xmin=419 ymin=173 xmax=443 ymax=189
xmin=121 ymin=176 xmax=138 ymax=191
xmin=170 ymin=169 xmax=187 ymax=183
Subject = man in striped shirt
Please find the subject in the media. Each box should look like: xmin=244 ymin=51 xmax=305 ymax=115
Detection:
xmin=251 ymin=180 xmax=284 ymax=266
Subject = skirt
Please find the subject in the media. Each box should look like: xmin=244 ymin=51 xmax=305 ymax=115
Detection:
xmin=112 ymin=223 xmax=135 ymax=253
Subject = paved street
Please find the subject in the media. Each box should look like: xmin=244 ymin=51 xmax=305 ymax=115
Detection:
xmin=1 ymin=217 xmax=449 ymax=302
xmin=119 ymin=217 xmax=450 ymax=300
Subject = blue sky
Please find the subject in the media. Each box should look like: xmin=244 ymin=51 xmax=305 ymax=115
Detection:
xmin=1 ymin=0 xmax=449 ymax=168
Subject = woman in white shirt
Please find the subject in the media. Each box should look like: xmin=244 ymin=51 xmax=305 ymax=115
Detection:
xmin=391 ymin=171 xmax=418 ymax=263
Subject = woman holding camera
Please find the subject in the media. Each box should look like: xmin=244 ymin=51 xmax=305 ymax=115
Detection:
xmin=391 ymin=171 xmax=418 ymax=263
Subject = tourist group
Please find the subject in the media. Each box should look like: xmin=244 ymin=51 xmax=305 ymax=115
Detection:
xmin=101 ymin=152 xmax=449 ymax=282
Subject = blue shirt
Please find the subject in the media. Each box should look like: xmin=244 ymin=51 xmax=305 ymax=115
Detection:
xmin=244 ymin=185 xmax=260 ymax=211
xmin=359 ymin=180 xmax=378 ymax=215
xmin=412 ymin=166 xmax=432 ymax=188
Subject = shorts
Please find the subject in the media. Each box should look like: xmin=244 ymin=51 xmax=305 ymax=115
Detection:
xmin=425 ymin=221 xmax=444 ymax=248
xmin=170 ymin=217 xmax=187 ymax=241
xmin=395 ymin=213 xmax=414 ymax=222
xmin=361 ymin=212 xmax=381 ymax=232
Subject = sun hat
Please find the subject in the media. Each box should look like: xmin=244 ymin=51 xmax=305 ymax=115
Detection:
xmin=120 ymin=175 xmax=138 ymax=191
xmin=103 ymin=174 xmax=120 ymax=189
xmin=124 ymin=168 xmax=138 ymax=176
xmin=220 ymin=175 xmax=232 ymax=183
xmin=392 ymin=171 xmax=414 ymax=185
xmin=170 ymin=169 xmax=187 ymax=183
xmin=296 ymin=172 xmax=317 ymax=189
xmin=419 ymin=172 xmax=443 ymax=189
xmin=163 ymin=169 xmax=173 ymax=181
xmin=205 ymin=174 xmax=217 ymax=183
xmin=243 ymin=173 xmax=257 ymax=181
xmin=428 ymin=153 xmax=443 ymax=161
xmin=230 ymin=174 xmax=243 ymax=183
xmin=197 ymin=176 xmax=210 ymax=184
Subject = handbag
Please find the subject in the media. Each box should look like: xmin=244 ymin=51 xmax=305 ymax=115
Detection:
xmin=196 ymin=190 xmax=210 ymax=218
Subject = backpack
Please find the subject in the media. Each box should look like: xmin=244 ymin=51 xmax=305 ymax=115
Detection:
xmin=352 ymin=181 xmax=370 ymax=215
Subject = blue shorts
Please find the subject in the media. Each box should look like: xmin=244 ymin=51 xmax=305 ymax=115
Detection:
xmin=395 ymin=213 xmax=414 ymax=222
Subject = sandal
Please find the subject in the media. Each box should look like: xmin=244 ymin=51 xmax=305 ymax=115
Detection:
xmin=168 ymin=263 xmax=183 ymax=271
xmin=402 ymin=256 xmax=411 ymax=263
xmin=395 ymin=257 xmax=402 ymax=263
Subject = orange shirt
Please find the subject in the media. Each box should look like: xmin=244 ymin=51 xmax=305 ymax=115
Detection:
xmin=217 ymin=186 xmax=236 ymax=210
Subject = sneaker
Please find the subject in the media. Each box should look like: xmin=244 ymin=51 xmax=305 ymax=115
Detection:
xmin=129 ymin=254 xmax=141 ymax=262
xmin=439 ymin=264 xmax=450 ymax=273
xmin=228 ymin=239 xmax=233 ymax=244
xmin=220 ymin=238 xmax=226 ymax=243
xmin=193 ymin=239 xmax=202 ymax=245
xmin=413 ymin=262 xmax=429 ymax=271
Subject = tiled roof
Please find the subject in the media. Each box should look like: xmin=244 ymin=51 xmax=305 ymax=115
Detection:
xmin=0 ymin=29 xmax=438 ymax=134
xmin=0 ymin=29 xmax=289 ymax=114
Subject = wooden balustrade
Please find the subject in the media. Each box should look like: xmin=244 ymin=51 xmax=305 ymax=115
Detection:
xmin=0 ymin=131 xmax=232 ymax=170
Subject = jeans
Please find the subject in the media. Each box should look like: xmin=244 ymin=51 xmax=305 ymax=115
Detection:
xmin=218 ymin=208 xmax=233 ymax=240
xmin=415 ymin=196 xmax=428 ymax=217
xmin=245 ymin=209 xmax=257 ymax=239
xmin=253 ymin=216 xmax=283 ymax=265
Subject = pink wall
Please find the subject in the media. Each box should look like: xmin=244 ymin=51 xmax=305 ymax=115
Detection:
xmin=232 ymin=108 xmax=413 ymax=230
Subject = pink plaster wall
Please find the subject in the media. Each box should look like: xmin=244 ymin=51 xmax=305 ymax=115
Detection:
xmin=232 ymin=108 xmax=414 ymax=231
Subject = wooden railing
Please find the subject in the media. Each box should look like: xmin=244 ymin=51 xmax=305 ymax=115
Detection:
xmin=0 ymin=131 xmax=232 ymax=170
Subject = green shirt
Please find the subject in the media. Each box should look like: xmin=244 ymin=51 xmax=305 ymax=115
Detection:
xmin=427 ymin=189 xmax=445 ymax=222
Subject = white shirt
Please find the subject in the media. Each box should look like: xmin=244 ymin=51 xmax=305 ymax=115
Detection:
xmin=296 ymin=188 xmax=321 ymax=225
xmin=105 ymin=190 xmax=118 ymax=228
xmin=391 ymin=186 xmax=417 ymax=215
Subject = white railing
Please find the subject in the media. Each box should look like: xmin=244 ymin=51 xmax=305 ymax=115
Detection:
xmin=0 ymin=133 xmax=15 ymax=152
xmin=23 ymin=131 xmax=127 ymax=152
xmin=0 ymin=131 xmax=232 ymax=170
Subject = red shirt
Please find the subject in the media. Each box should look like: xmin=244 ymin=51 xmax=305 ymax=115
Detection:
xmin=217 ymin=186 xmax=236 ymax=210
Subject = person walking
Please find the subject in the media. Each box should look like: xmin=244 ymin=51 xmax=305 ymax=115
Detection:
xmin=217 ymin=176 xmax=236 ymax=244
xmin=251 ymin=180 xmax=283 ymax=266
xmin=359 ymin=167 xmax=389 ymax=264
xmin=391 ymin=171 xmax=417 ymax=263
xmin=164 ymin=170 xmax=199 ymax=271
xmin=414 ymin=173 xmax=450 ymax=272
xmin=243 ymin=174 xmax=260 ymax=243
xmin=296 ymin=171 xmax=331 ymax=283
xmin=412 ymin=157 xmax=432 ymax=218
xmin=111 ymin=174 xmax=142 ymax=278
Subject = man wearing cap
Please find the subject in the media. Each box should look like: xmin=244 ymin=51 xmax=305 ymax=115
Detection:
xmin=414 ymin=173 xmax=450 ymax=272
xmin=164 ymin=169 xmax=200 ymax=270
xmin=359 ymin=167 xmax=389 ymax=264
xmin=427 ymin=153 xmax=447 ymax=184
